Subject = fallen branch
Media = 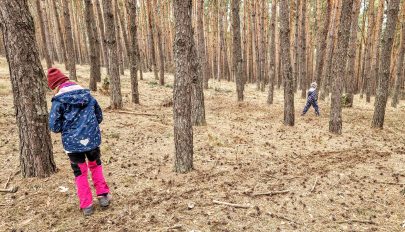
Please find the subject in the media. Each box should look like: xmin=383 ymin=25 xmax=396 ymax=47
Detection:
xmin=372 ymin=181 xmax=405 ymax=186
xmin=268 ymin=212 xmax=303 ymax=225
xmin=213 ymin=200 xmax=251 ymax=209
xmin=166 ymin=224 xmax=182 ymax=231
xmin=310 ymin=177 xmax=319 ymax=192
xmin=3 ymin=173 xmax=12 ymax=189
xmin=104 ymin=109 xmax=158 ymax=117
xmin=252 ymin=190 xmax=290 ymax=197
xmin=0 ymin=186 xmax=18 ymax=193
xmin=336 ymin=219 xmax=376 ymax=225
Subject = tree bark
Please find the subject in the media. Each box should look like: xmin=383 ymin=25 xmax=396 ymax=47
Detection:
xmin=280 ymin=0 xmax=295 ymax=126
xmin=84 ymin=0 xmax=101 ymax=91
xmin=267 ymin=0 xmax=277 ymax=105
xmin=127 ymin=0 xmax=140 ymax=104
xmin=293 ymin=0 xmax=300 ymax=92
xmin=153 ymin=0 xmax=165 ymax=85
xmin=369 ymin=0 xmax=384 ymax=98
xmin=173 ymin=0 xmax=194 ymax=173
xmin=329 ymin=0 xmax=354 ymax=134
xmin=197 ymin=0 xmax=209 ymax=89
xmin=320 ymin=0 xmax=338 ymax=101
xmin=372 ymin=0 xmax=400 ymax=128
xmin=344 ymin=0 xmax=361 ymax=107
xmin=146 ymin=0 xmax=158 ymax=80
xmin=0 ymin=0 xmax=56 ymax=178
xmin=62 ymin=0 xmax=77 ymax=80
xmin=392 ymin=16 xmax=405 ymax=107
xmin=36 ymin=0 xmax=53 ymax=69
xmin=315 ymin=0 xmax=332 ymax=88
xmin=300 ymin=0 xmax=307 ymax=99
xmin=103 ymin=0 xmax=123 ymax=109
xmin=231 ymin=0 xmax=244 ymax=101
xmin=363 ymin=0 xmax=375 ymax=102
xmin=95 ymin=0 xmax=109 ymax=72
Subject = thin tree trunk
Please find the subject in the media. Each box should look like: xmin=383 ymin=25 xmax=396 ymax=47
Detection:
xmin=0 ymin=0 xmax=56 ymax=177
xmin=392 ymin=8 xmax=405 ymax=108
xmin=197 ymin=0 xmax=209 ymax=89
xmin=153 ymin=0 xmax=165 ymax=85
xmin=329 ymin=0 xmax=354 ymax=134
xmin=146 ymin=0 xmax=158 ymax=80
xmin=300 ymin=0 xmax=307 ymax=99
xmin=294 ymin=0 xmax=300 ymax=92
xmin=369 ymin=0 xmax=384 ymax=98
xmin=50 ymin=0 xmax=66 ymax=64
xmin=363 ymin=0 xmax=375 ymax=102
xmin=103 ymin=0 xmax=122 ymax=109
xmin=372 ymin=0 xmax=400 ymax=128
xmin=95 ymin=0 xmax=109 ymax=72
xmin=173 ymin=0 xmax=194 ymax=173
xmin=61 ymin=0 xmax=76 ymax=80
xmin=84 ymin=0 xmax=100 ymax=91
xmin=36 ymin=0 xmax=52 ymax=69
xmin=320 ymin=0 xmax=337 ymax=101
xmin=231 ymin=0 xmax=244 ymax=101
xmin=345 ymin=0 xmax=361 ymax=107
xmin=280 ymin=0 xmax=294 ymax=126
xmin=315 ymin=0 xmax=332 ymax=88
xmin=127 ymin=0 xmax=140 ymax=104
xmin=267 ymin=0 xmax=277 ymax=105
xmin=113 ymin=0 xmax=124 ymax=76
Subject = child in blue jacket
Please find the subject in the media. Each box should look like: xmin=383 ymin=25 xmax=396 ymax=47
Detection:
xmin=301 ymin=82 xmax=320 ymax=116
xmin=48 ymin=68 xmax=110 ymax=216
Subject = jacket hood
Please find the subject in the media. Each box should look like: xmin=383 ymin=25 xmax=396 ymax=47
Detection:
xmin=52 ymin=88 xmax=91 ymax=107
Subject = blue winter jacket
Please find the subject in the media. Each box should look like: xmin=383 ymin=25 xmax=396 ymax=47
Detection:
xmin=49 ymin=87 xmax=103 ymax=153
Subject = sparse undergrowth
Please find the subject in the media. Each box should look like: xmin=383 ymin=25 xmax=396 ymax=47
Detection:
xmin=0 ymin=60 xmax=404 ymax=231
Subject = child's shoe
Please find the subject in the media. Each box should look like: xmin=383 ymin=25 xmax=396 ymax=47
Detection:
xmin=83 ymin=205 xmax=94 ymax=216
xmin=98 ymin=194 xmax=111 ymax=208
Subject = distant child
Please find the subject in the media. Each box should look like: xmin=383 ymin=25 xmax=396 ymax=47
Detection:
xmin=47 ymin=68 xmax=111 ymax=216
xmin=301 ymin=82 xmax=320 ymax=116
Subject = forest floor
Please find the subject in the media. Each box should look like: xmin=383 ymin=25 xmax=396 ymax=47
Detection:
xmin=0 ymin=58 xmax=405 ymax=232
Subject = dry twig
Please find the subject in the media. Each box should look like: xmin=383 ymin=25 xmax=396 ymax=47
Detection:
xmin=310 ymin=177 xmax=319 ymax=192
xmin=252 ymin=190 xmax=290 ymax=197
xmin=0 ymin=186 xmax=18 ymax=193
xmin=213 ymin=200 xmax=251 ymax=208
xmin=336 ymin=219 xmax=376 ymax=225
xmin=268 ymin=212 xmax=303 ymax=225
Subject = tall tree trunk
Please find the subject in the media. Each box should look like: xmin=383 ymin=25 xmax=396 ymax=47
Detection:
xmin=146 ymin=0 xmax=158 ymax=80
xmin=293 ymin=0 xmax=300 ymax=92
xmin=267 ymin=0 xmax=277 ymax=105
xmin=392 ymin=10 xmax=405 ymax=108
xmin=50 ymin=0 xmax=66 ymax=64
xmin=280 ymin=0 xmax=294 ymax=126
xmin=113 ymin=0 xmax=124 ymax=76
xmin=36 ymin=0 xmax=52 ymax=69
xmin=95 ymin=0 xmax=109 ymax=72
xmin=300 ymin=0 xmax=307 ymax=99
xmin=0 ymin=0 xmax=56 ymax=178
xmin=345 ymin=0 xmax=361 ymax=107
xmin=231 ymin=0 xmax=244 ymax=101
xmin=363 ymin=0 xmax=375 ymax=102
xmin=84 ymin=0 xmax=100 ymax=91
xmin=153 ymin=0 xmax=165 ymax=85
xmin=197 ymin=0 xmax=209 ymax=89
xmin=372 ymin=0 xmax=400 ymax=128
xmin=103 ymin=0 xmax=122 ymax=109
xmin=315 ymin=0 xmax=331 ymax=88
xmin=62 ymin=0 xmax=77 ymax=80
xmin=259 ymin=0 xmax=266 ymax=91
xmin=127 ymin=0 xmax=140 ymax=104
xmin=320 ymin=0 xmax=338 ymax=101
xmin=173 ymin=0 xmax=194 ymax=173
xmin=329 ymin=0 xmax=354 ymax=134
xmin=370 ymin=0 xmax=384 ymax=97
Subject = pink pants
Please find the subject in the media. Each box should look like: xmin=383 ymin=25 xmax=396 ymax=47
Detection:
xmin=69 ymin=148 xmax=110 ymax=209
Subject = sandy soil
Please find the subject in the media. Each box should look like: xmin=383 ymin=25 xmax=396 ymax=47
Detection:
xmin=0 ymin=58 xmax=405 ymax=232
